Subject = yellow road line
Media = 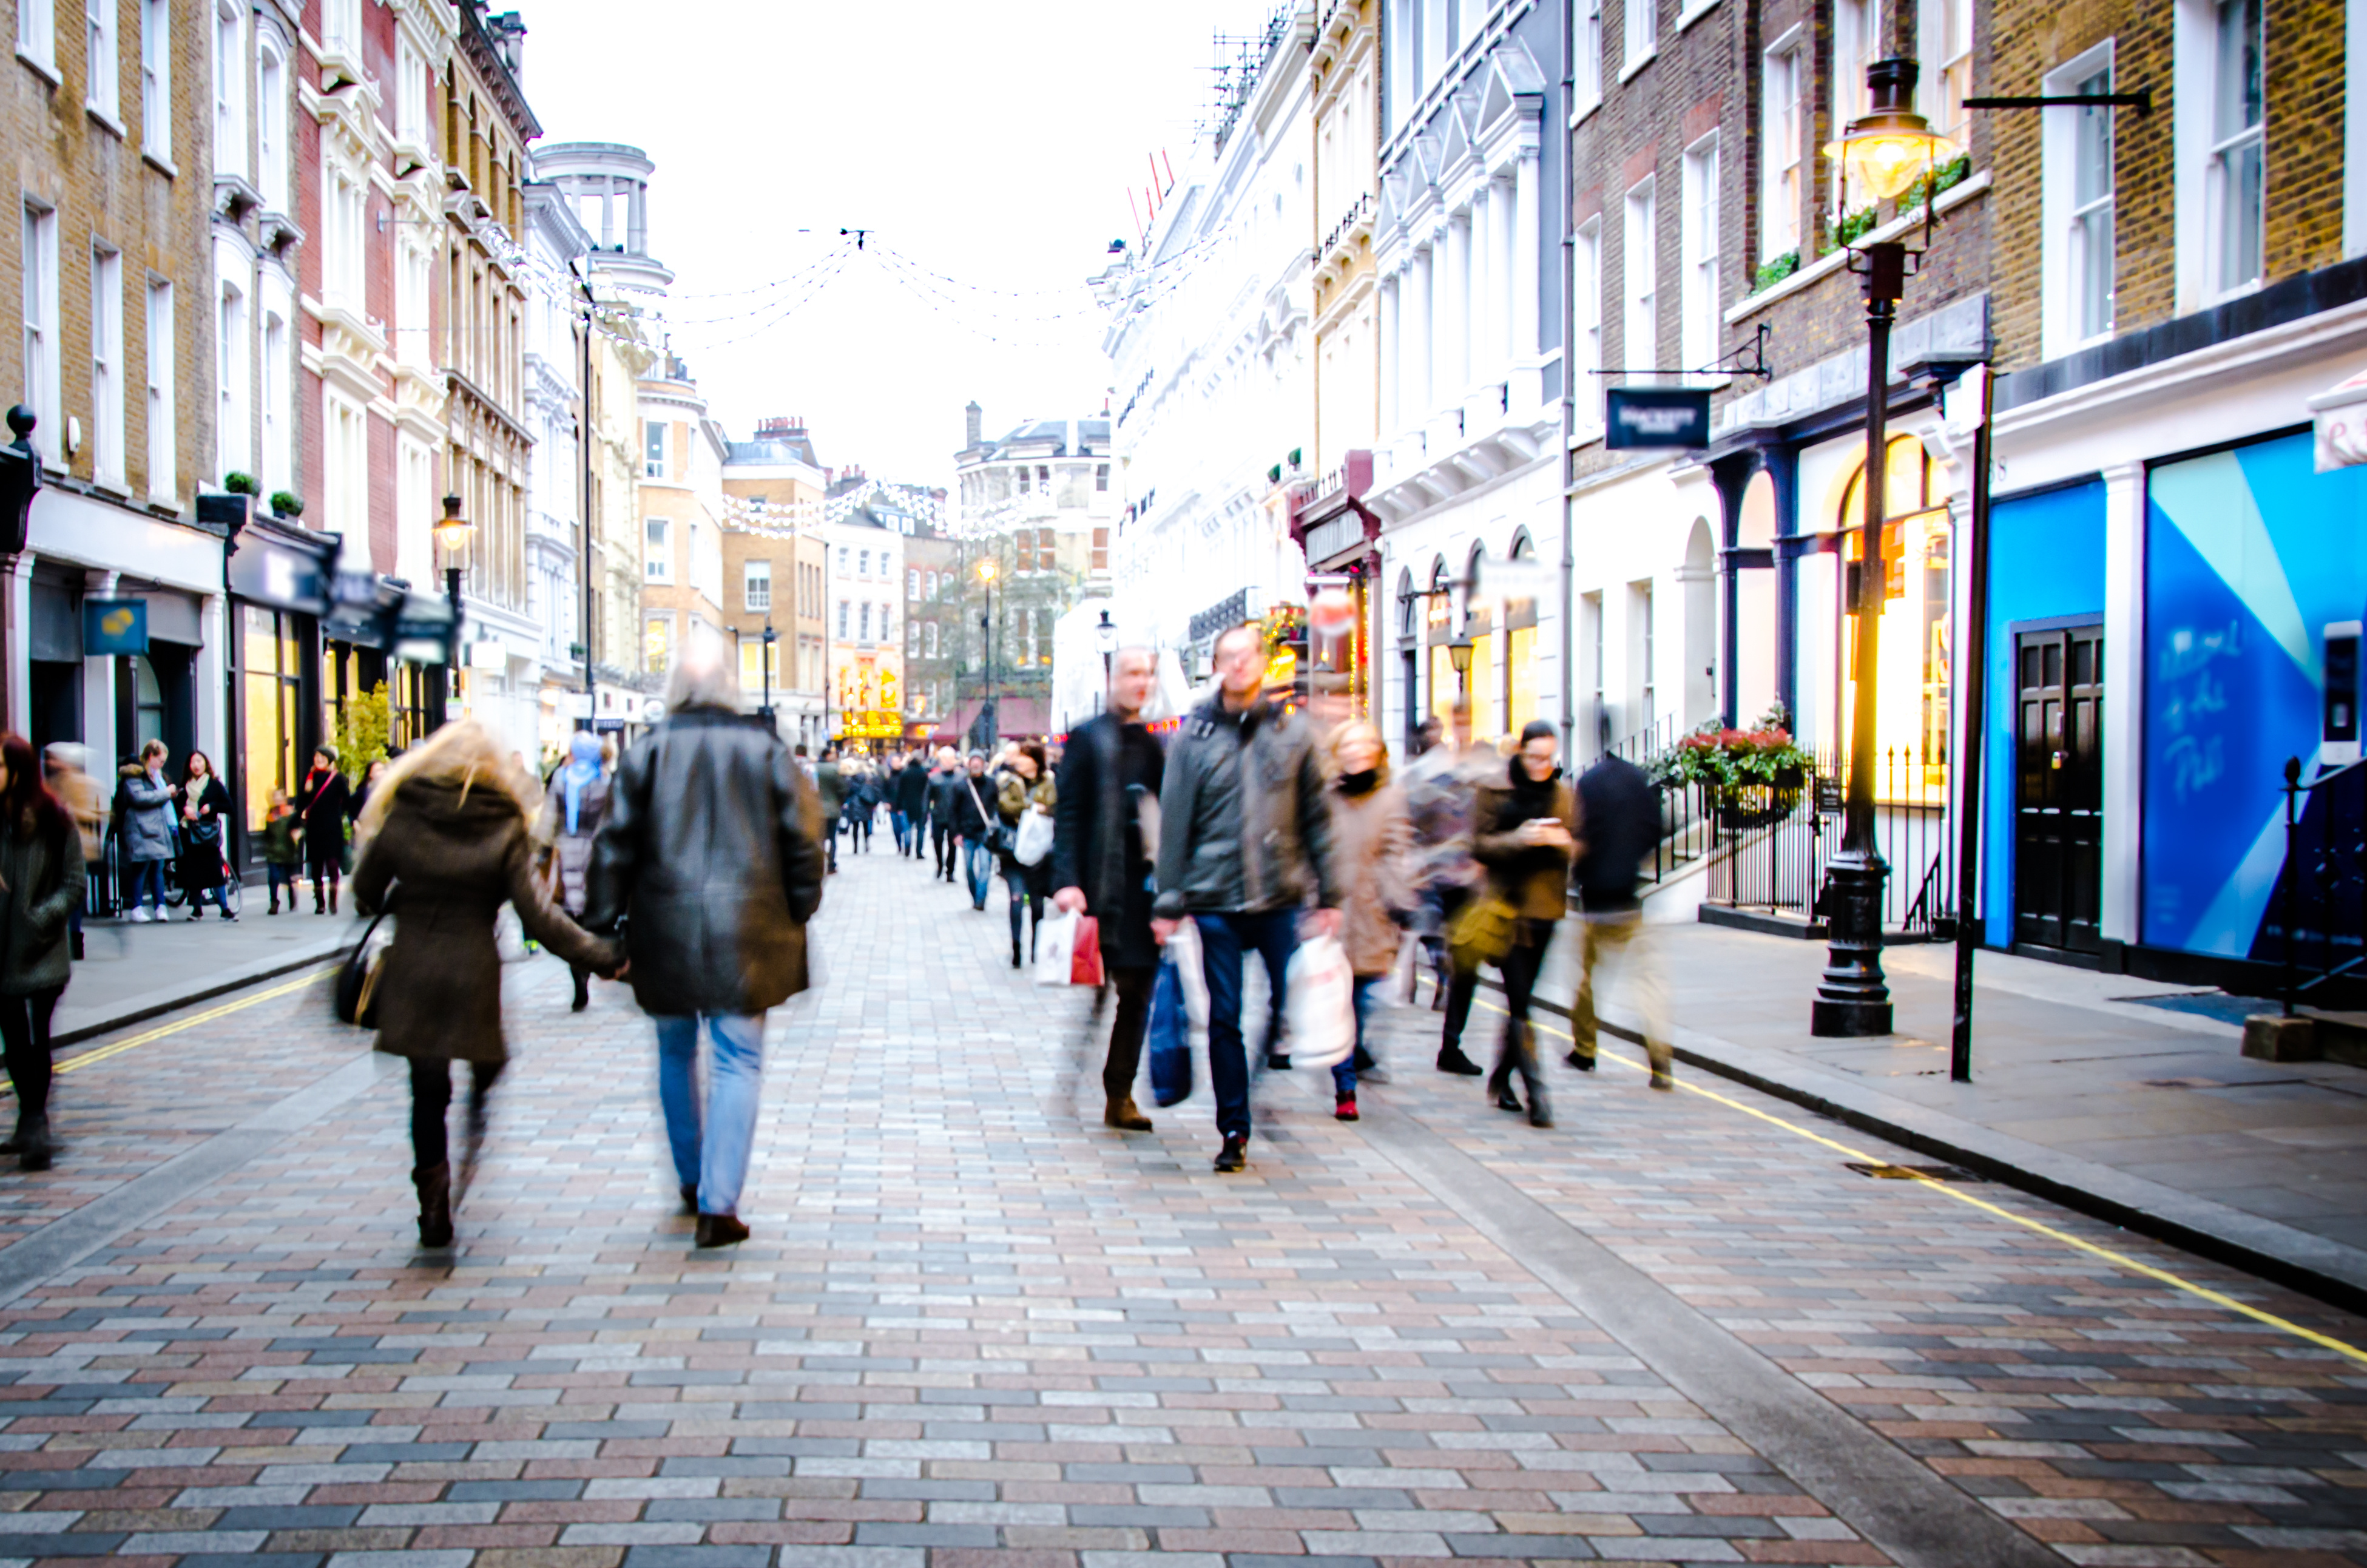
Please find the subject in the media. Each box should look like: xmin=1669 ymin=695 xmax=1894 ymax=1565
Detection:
xmin=10 ymin=967 xmax=339 ymax=1087
xmin=1471 ymin=996 xmax=2367 ymax=1366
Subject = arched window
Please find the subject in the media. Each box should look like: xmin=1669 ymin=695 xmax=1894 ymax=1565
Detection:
xmin=1465 ymin=542 xmax=1499 ymax=743
xmin=1503 ymin=531 xmax=1540 ymax=736
xmin=1396 ymin=566 xmax=1416 ymax=638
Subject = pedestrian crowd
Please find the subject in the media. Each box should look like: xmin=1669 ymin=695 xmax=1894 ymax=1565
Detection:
xmin=0 ymin=619 xmax=1669 ymax=1248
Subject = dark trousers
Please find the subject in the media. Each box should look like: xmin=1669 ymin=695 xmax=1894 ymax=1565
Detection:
xmin=307 ymin=851 xmax=340 ymax=900
xmin=1430 ymin=886 xmax=1481 ymax=1052
xmin=266 ymin=863 xmax=297 ymax=906
xmin=410 ymin=1057 xmax=502 ymax=1177
xmin=890 ymin=809 xmax=910 ymax=853
xmin=1489 ymin=919 xmax=1559 ymax=1105
xmin=0 ymin=987 xmax=62 ymax=1122
xmin=1005 ymin=870 xmax=1043 ymax=956
xmin=1194 ymin=908 xmax=1299 ymax=1141
xmin=1103 ymin=964 xmax=1156 ymax=1103
xmin=826 ymin=819 xmax=839 ymax=871
xmin=933 ymin=824 xmax=954 ymax=878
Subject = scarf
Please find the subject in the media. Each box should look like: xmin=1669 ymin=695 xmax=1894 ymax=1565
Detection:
xmin=1505 ymin=754 xmax=1562 ymax=823
xmin=1337 ymin=768 xmax=1380 ymax=798
xmin=559 ymin=731 xmax=603 ymax=836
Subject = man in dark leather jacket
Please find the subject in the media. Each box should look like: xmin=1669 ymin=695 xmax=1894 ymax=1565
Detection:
xmin=586 ymin=649 xmax=826 ymax=1249
xmin=927 ymin=748 xmax=965 ymax=882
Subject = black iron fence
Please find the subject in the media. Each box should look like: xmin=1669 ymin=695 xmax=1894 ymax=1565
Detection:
xmin=1703 ymin=745 xmax=1956 ymax=939
xmin=1594 ymin=716 xmax=1718 ymax=887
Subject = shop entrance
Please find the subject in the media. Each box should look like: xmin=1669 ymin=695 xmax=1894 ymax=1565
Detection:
xmin=2013 ymin=623 xmax=2105 ymax=953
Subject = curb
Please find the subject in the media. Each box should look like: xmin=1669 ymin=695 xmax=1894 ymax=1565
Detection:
xmin=1477 ymin=976 xmax=2367 ymax=1320
xmin=52 ymin=941 xmax=358 ymax=1051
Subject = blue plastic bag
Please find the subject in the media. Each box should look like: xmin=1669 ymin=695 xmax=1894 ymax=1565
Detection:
xmin=1147 ymin=958 xmax=1194 ymax=1107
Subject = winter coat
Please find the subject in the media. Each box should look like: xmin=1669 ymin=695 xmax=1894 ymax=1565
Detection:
xmin=351 ymin=777 xmax=617 ymax=1064
xmin=1152 ymin=695 xmax=1340 ymax=919
xmin=1402 ymin=744 xmax=1498 ymax=894
xmin=296 ymin=768 xmax=350 ymax=863
xmin=260 ymin=808 xmax=301 ymax=867
xmin=945 ymin=769 xmax=993 ymax=839
xmin=1050 ymin=712 xmax=1166 ymax=970
xmin=176 ymin=776 xmax=231 ymax=892
xmin=1329 ymin=775 xmax=1414 ymax=976
xmin=811 ymin=759 xmax=843 ymax=819
xmin=535 ymin=770 xmax=613 ymax=917
xmin=995 ymin=769 xmax=1056 ymax=885
xmin=1575 ymin=755 xmax=1659 ymax=914
xmin=585 ymin=706 xmax=828 ymax=1017
xmin=927 ymin=766 xmax=965 ymax=831
xmin=1471 ymin=762 xmax=1581 ymax=921
xmin=893 ymin=760 xmax=930 ymax=817
xmin=53 ymin=771 xmax=102 ymax=865
xmin=118 ymin=765 xmax=177 ymax=863
xmin=0 ymin=810 xmax=83 ymax=996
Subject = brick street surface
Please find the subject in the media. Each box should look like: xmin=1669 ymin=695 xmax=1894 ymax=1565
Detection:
xmin=0 ymin=844 xmax=2355 ymax=1567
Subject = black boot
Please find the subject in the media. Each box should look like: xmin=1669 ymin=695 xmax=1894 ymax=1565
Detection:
xmin=1437 ymin=1046 xmax=1485 ymax=1075
xmin=16 ymin=1115 xmax=50 ymax=1172
xmin=572 ymin=969 xmax=591 ymax=1012
xmin=414 ymin=1163 xmax=453 ymax=1248
xmin=1011 ymin=938 xmax=1022 ymax=970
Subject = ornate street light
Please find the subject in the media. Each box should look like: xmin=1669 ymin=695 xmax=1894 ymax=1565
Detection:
xmin=436 ymin=494 xmax=473 ymax=689
xmin=1095 ymin=607 xmax=1118 ymax=703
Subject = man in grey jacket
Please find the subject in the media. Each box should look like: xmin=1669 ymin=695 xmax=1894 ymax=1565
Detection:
xmin=1152 ymin=623 xmax=1342 ymax=1172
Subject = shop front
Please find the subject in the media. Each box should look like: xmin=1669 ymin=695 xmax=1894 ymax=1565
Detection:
xmin=1290 ymin=451 xmax=1379 ymax=732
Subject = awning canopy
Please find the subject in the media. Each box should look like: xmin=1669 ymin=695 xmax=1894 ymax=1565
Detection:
xmin=2311 ymin=365 xmax=2367 ymax=471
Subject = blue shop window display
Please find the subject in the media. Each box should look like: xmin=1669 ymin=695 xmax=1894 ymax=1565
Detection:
xmin=2142 ymin=428 xmax=2367 ymax=973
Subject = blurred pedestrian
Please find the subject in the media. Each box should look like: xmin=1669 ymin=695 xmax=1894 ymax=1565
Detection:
xmin=116 ymin=739 xmax=176 ymax=923
xmin=951 ymin=751 xmax=994 ymax=909
xmin=42 ymin=744 xmax=100 ymax=958
xmin=1470 ymin=720 xmax=1579 ymax=1128
xmin=349 ymin=756 xmax=389 ymax=825
xmin=353 ymin=721 xmax=621 ymax=1248
xmin=0 ymin=733 xmax=86 ymax=1171
xmin=1152 ymin=623 xmax=1341 ymax=1173
xmin=1571 ymin=749 xmax=1673 ymax=1089
xmin=843 ymin=759 xmax=875 ymax=853
xmin=1053 ymin=647 xmax=1164 ymax=1132
xmin=928 ymin=746 xmax=963 ymax=882
xmin=538 ymin=730 xmax=612 ymax=1013
xmin=260 ymin=787 xmax=301 ymax=914
xmin=1323 ymin=719 xmax=1411 ymax=1123
xmin=806 ymin=744 xmax=842 ymax=874
xmin=996 ymin=742 xmax=1055 ymax=968
xmin=587 ymin=647 xmax=826 ymax=1249
xmin=295 ymin=745 xmax=350 ymax=914
xmin=1402 ymin=700 xmax=1495 ymax=1075
xmin=894 ymin=750 xmax=929 ymax=859
xmin=177 ymin=751 xmax=235 ymax=921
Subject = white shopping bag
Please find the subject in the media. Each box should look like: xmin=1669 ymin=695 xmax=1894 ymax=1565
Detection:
xmin=1014 ymin=806 xmax=1055 ymax=867
xmin=1285 ymin=933 xmax=1357 ymax=1070
xmin=1165 ymin=916 xmax=1210 ymax=1043
xmin=1035 ymin=908 xmax=1079 ymax=985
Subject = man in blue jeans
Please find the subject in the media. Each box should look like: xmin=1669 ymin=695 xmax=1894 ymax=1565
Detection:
xmin=1152 ymin=623 xmax=1341 ymax=1172
xmin=949 ymin=751 xmax=996 ymax=910
xmin=587 ymin=646 xmax=827 ymax=1248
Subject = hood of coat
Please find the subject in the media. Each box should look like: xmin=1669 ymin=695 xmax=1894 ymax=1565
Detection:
xmin=393 ymin=774 xmax=527 ymax=834
xmin=118 ymin=762 xmax=144 ymax=781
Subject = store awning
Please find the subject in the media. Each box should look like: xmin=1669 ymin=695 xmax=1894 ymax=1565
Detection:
xmin=2311 ymin=365 xmax=2367 ymax=471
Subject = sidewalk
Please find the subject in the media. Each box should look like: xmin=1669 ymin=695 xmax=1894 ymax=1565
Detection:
xmin=57 ymin=904 xmax=359 ymax=1044
xmin=1500 ymin=918 xmax=2367 ymax=1311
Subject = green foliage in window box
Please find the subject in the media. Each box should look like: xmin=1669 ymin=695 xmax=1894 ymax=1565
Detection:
xmin=270 ymin=490 xmax=304 ymax=518
xmin=222 ymin=471 xmax=257 ymax=495
xmin=1836 ymin=206 xmax=1880 ymax=246
xmin=1752 ymin=251 xmax=1801 ymax=293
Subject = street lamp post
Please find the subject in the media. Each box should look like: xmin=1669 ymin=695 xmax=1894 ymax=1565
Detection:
xmin=1095 ymin=609 xmax=1117 ymax=707
xmin=1447 ymin=625 xmax=1474 ymax=698
xmin=761 ymin=618 xmax=777 ymax=727
xmin=978 ymin=555 xmax=999 ymax=746
xmin=434 ymin=494 xmax=473 ymax=725
xmin=1811 ymin=55 xmax=1958 ymax=1038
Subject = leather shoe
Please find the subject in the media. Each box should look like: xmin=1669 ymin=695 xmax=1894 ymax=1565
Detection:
xmin=1528 ymin=1103 xmax=1555 ymax=1128
xmin=1212 ymin=1134 xmax=1248 ymax=1172
xmin=695 ymin=1213 xmax=750 ymax=1248
xmin=1567 ymin=1049 xmax=1598 ymax=1072
xmin=1436 ymin=1047 xmax=1484 ymax=1076
xmin=1104 ymin=1098 xmax=1153 ymax=1132
xmin=1264 ymin=1052 xmax=1292 ymax=1070
xmin=1493 ymin=1087 xmax=1525 ymax=1114
xmin=679 ymin=1183 xmax=698 ymax=1215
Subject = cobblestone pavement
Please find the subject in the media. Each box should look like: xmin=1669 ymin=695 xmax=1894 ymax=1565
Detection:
xmin=0 ymin=846 xmax=2353 ymax=1567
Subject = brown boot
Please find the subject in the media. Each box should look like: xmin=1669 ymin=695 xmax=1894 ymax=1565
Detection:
xmin=1103 ymin=1097 xmax=1153 ymax=1132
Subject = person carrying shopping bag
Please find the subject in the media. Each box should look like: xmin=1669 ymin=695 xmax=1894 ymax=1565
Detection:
xmin=177 ymin=752 xmax=235 ymax=921
xmin=996 ymin=743 xmax=1056 ymax=969
xmin=1323 ymin=720 xmax=1413 ymax=1123
xmin=1469 ymin=720 xmax=1580 ymax=1129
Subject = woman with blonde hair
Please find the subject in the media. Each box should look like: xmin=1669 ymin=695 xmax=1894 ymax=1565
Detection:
xmin=353 ymin=720 xmax=621 ymax=1248
xmin=1323 ymin=719 xmax=1412 ymax=1122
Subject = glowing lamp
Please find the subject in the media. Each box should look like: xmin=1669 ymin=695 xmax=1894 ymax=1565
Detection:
xmin=1823 ymin=58 xmax=1960 ymax=207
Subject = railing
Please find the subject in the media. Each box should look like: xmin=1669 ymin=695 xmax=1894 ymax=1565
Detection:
xmin=1595 ymin=715 xmax=1713 ymax=887
xmin=1703 ymin=745 xmax=1956 ymax=939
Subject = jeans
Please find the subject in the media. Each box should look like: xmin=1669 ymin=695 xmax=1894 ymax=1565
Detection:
xmin=410 ymin=1058 xmax=502 ymax=1176
xmin=1005 ymin=869 xmax=1043 ymax=957
xmin=964 ymin=839 xmax=994 ymax=907
xmin=890 ymin=808 xmax=910 ymax=853
xmin=126 ymin=859 xmax=165 ymax=915
xmin=652 ymin=1012 xmax=767 ymax=1216
xmin=1490 ymin=918 xmax=1559 ymax=1109
xmin=1574 ymin=910 xmax=1672 ymax=1079
xmin=266 ymin=863 xmax=297 ymax=906
xmin=0 ymin=987 xmax=61 ymax=1121
xmin=825 ymin=817 xmax=839 ymax=871
xmin=1336 ymin=975 xmax=1381 ymax=1096
xmin=1193 ymin=908 xmax=1299 ymax=1141
xmin=1104 ymin=964 xmax=1156 ymax=1104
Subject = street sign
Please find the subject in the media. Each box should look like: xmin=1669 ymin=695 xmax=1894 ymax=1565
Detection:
xmin=1606 ymin=387 xmax=1711 ymax=449
xmin=81 ymin=598 xmax=146 ymax=656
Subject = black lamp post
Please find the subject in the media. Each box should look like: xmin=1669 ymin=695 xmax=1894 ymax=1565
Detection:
xmin=760 ymin=618 xmax=778 ymax=725
xmin=1095 ymin=608 xmax=1117 ymax=706
xmin=1811 ymin=56 xmax=1958 ymax=1038
xmin=978 ymin=555 xmax=999 ymax=744
xmin=434 ymin=493 xmax=473 ymax=707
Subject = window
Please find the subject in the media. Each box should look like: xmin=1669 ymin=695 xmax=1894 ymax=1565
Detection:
xmin=394 ymin=34 xmax=427 ymax=150
xmin=2045 ymin=49 xmax=2118 ymax=353
xmin=644 ymin=617 xmax=670 ymax=674
xmin=396 ymin=242 xmax=429 ymax=367
xmin=859 ymin=549 xmax=869 ymax=577
xmin=1575 ymin=218 xmax=1603 ymax=428
xmin=925 ymin=569 xmax=937 ymax=600
xmin=644 ymin=419 xmax=666 ymax=479
xmin=1923 ymin=0 xmax=1975 ymax=149
xmin=860 ymin=602 xmax=871 ymax=642
xmin=644 ymin=518 xmax=670 ymax=582
xmin=1016 ymin=465 xmax=1030 ymax=495
xmin=323 ymin=392 xmax=365 ymax=538
xmin=144 ymin=277 xmax=172 ymax=500
xmin=1761 ymin=45 xmax=1801 ymax=262
xmin=138 ymin=0 xmax=166 ymax=158
xmin=836 ymin=545 xmax=848 ymax=575
xmin=1092 ymin=525 xmax=1109 ymax=573
xmin=86 ymin=0 xmax=115 ymax=123
xmin=321 ymin=160 xmax=362 ymax=308
xmin=907 ymin=567 xmax=919 ymax=600
xmin=1622 ymin=178 xmax=1656 ymax=383
xmin=16 ymin=0 xmax=52 ymax=73
xmin=1037 ymin=464 xmax=1051 ymax=492
xmin=2207 ymin=0 xmax=2264 ymax=296
xmin=907 ymin=619 xmax=919 ymax=655
xmin=261 ymin=310 xmax=285 ymax=492
xmin=89 ymin=245 xmax=120 ymax=485
xmin=1681 ymin=135 xmax=1719 ymax=376
xmin=1095 ymin=463 xmax=1109 ymax=492
xmin=216 ymin=280 xmax=246 ymax=482
xmin=320 ymin=0 xmax=358 ymax=58
xmin=212 ymin=1 xmax=241 ymax=177
xmin=1623 ymin=0 xmax=1656 ymax=73
xmin=1575 ymin=0 xmax=1602 ymax=112
xmin=20 ymin=203 xmax=55 ymax=456
xmin=745 ymin=559 xmax=771 ymax=611
xmin=837 ymin=598 xmax=848 ymax=638
xmin=925 ymin=621 xmax=938 ymax=658
xmin=255 ymin=42 xmax=284 ymax=209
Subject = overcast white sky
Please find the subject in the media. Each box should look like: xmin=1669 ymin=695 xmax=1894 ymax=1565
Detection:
xmin=521 ymin=0 xmax=1261 ymax=493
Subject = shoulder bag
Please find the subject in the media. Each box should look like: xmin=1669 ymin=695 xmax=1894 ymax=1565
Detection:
xmin=333 ymin=885 xmax=396 ymax=1028
xmin=966 ymin=777 xmax=1013 ymax=857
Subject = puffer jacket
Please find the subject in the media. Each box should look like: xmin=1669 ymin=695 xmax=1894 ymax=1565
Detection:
xmin=1152 ymin=694 xmax=1340 ymax=918
xmin=535 ymin=771 xmax=613 ymax=917
xmin=585 ymin=706 xmax=827 ymax=1016
xmin=0 ymin=809 xmax=83 ymax=996
xmin=1471 ymin=760 xmax=1581 ymax=921
xmin=118 ymin=765 xmax=176 ymax=863
xmin=351 ymin=777 xmax=616 ymax=1064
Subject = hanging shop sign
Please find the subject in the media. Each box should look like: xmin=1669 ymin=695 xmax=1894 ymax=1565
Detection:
xmin=225 ymin=516 xmax=337 ymax=615
xmin=1606 ymin=387 xmax=1711 ymax=450
xmin=81 ymin=597 xmax=147 ymax=657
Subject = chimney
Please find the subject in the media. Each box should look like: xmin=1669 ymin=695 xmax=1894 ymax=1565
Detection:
xmin=964 ymin=400 xmax=982 ymax=448
xmin=489 ymin=12 xmax=527 ymax=79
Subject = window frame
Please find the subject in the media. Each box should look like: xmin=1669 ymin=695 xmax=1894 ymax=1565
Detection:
xmin=1621 ymin=0 xmax=1657 ymax=79
xmin=138 ymin=0 xmax=167 ymax=160
xmin=2042 ymin=42 xmax=2119 ymax=356
xmin=86 ymin=0 xmax=118 ymax=126
xmin=744 ymin=558 xmax=771 ymax=611
xmin=89 ymin=242 xmax=121 ymax=487
xmin=20 ymin=201 xmax=56 ymax=468
xmin=1622 ymin=176 xmax=1657 ymax=385
xmin=643 ymin=518 xmax=672 ymax=583
xmin=1760 ymin=38 xmax=1803 ymax=263
xmin=16 ymin=0 xmax=53 ymax=78
xmin=144 ymin=275 xmax=172 ymax=501
xmin=1680 ymin=133 xmax=1720 ymax=379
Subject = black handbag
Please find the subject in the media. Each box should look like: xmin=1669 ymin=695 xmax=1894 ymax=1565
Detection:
xmin=966 ymin=778 xmax=1013 ymax=856
xmin=333 ymin=891 xmax=395 ymax=1028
